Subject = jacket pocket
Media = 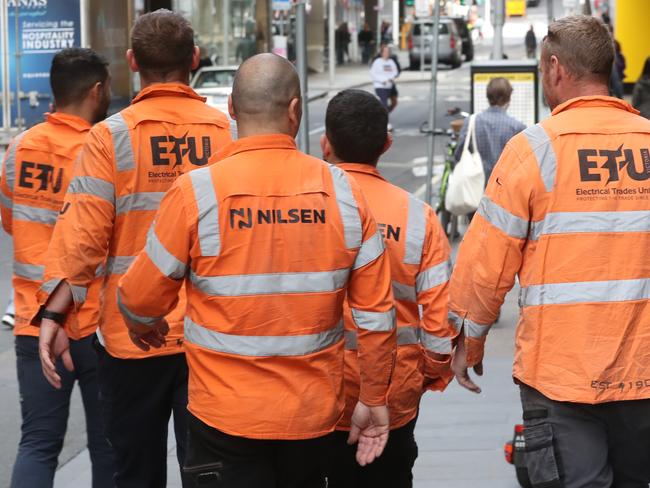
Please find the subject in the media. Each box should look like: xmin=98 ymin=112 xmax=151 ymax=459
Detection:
xmin=524 ymin=423 xmax=562 ymax=488
xmin=182 ymin=461 xmax=223 ymax=487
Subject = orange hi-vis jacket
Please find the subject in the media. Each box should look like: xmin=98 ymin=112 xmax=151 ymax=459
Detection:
xmin=117 ymin=134 xmax=397 ymax=439
xmin=450 ymin=96 xmax=650 ymax=404
xmin=0 ymin=113 xmax=101 ymax=340
xmin=37 ymin=83 xmax=232 ymax=358
xmin=336 ymin=163 xmax=455 ymax=431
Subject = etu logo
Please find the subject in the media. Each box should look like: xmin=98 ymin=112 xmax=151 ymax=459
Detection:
xmin=578 ymin=146 xmax=650 ymax=184
xmin=18 ymin=161 xmax=63 ymax=193
xmin=150 ymin=132 xmax=211 ymax=167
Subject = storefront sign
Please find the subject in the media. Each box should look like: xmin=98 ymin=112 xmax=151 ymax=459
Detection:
xmin=3 ymin=0 xmax=81 ymax=127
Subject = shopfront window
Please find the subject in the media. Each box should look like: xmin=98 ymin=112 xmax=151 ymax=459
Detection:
xmin=174 ymin=0 xmax=262 ymax=66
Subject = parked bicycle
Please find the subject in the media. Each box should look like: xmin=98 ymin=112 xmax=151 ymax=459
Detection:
xmin=419 ymin=107 xmax=469 ymax=242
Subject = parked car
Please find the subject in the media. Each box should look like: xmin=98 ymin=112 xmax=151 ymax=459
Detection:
xmin=190 ymin=66 xmax=238 ymax=137
xmin=408 ymin=18 xmax=463 ymax=70
xmin=527 ymin=0 xmax=541 ymax=6
xmin=444 ymin=16 xmax=474 ymax=61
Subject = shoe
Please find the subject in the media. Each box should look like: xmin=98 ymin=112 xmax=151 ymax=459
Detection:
xmin=2 ymin=313 xmax=14 ymax=328
xmin=387 ymin=123 xmax=393 ymax=132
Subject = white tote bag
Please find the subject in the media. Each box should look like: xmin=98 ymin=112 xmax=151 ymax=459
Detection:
xmin=445 ymin=114 xmax=485 ymax=215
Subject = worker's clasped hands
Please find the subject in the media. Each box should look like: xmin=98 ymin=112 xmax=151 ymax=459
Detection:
xmin=126 ymin=318 xmax=170 ymax=352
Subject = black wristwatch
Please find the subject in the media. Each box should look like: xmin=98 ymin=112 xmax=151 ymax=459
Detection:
xmin=40 ymin=309 xmax=67 ymax=326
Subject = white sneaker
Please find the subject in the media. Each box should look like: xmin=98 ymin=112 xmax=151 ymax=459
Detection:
xmin=2 ymin=313 xmax=14 ymax=328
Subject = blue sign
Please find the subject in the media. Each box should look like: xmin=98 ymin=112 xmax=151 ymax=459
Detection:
xmin=4 ymin=0 xmax=81 ymax=128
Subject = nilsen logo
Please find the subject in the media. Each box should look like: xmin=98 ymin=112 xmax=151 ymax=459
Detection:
xmin=230 ymin=208 xmax=326 ymax=229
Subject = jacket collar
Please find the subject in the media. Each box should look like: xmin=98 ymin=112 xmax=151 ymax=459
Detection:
xmin=337 ymin=162 xmax=387 ymax=181
xmin=552 ymin=95 xmax=640 ymax=116
xmin=214 ymin=134 xmax=297 ymax=161
xmin=132 ymin=82 xmax=206 ymax=104
xmin=45 ymin=112 xmax=92 ymax=132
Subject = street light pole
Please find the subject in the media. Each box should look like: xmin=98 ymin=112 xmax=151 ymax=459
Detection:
xmin=424 ymin=0 xmax=441 ymax=206
xmin=547 ymin=0 xmax=554 ymax=24
xmin=376 ymin=0 xmax=382 ymax=52
xmin=1 ymin=0 xmax=11 ymax=130
xmin=296 ymin=0 xmax=310 ymax=152
xmin=492 ymin=0 xmax=504 ymax=60
xmin=329 ymin=0 xmax=335 ymax=86
xmin=222 ymin=0 xmax=230 ymax=65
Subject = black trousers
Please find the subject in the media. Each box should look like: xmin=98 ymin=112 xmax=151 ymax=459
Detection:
xmin=96 ymin=344 xmax=189 ymax=488
xmin=329 ymin=417 xmax=418 ymax=488
xmin=520 ymin=383 xmax=650 ymax=488
xmin=183 ymin=413 xmax=334 ymax=488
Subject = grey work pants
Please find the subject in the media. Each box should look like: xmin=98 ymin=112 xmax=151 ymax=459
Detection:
xmin=519 ymin=383 xmax=650 ymax=488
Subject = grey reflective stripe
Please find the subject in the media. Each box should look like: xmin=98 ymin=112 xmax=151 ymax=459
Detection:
xmin=189 ymin=167 xmax=221 ymax=256
xmin=117 ymin=290 xmax=164 ymax=327
xmin=41 ymin=278 xmax=61 ymax=295
xmin=448 ymin=311 xmax=490 ymax=338
xmin=520 ymin=278 xmax=650 ymax=307
xmin=106 ymin=256 xmax=136 ymax=275
xmin=13 ymin=204 xmax=58 ymax=225
xmin=106 ymin=113 xmax=135 ymax=172
xmin=3 ymin=131 xmax=26 ymax=191
xmin=421 ymin=331 xmax=453 ymax=354
xmin=351 ymin=308 xmax=395 ymax=332
xmin=344 ymin=329 xmax=357 ymax=349
xmin=328 ymin=165 xmax=362 ymax=249
xmin=397 ymin=326 xmax=420 ymax=345
xmin=95 ymin=263 xmax=106 ymax=278
xmin=404 ymin=195 xmax=426 ymax=265
xmin=67 ymin=176 xmax=115 ymax=203
xmin=523 ymin=124 xmax=556 ymax=192
xmin=530 ymin=210 xmax=650 ymax=241
xmin=477 ymin=196 xmax=529 ymax=239
xmin=185 ymin=316 xmax=344 ymax=357
xmin=392 ymin=280 xmax=416 ymax=302
xmin=95 ymin=327 xmax=106 ymax=346
xmin=465 ymin=319 xmax=491 ymax=338
xmin=14 ymin=262 xmax=44 ymax=280
xmin=191 ymin=268 xmax=350 ymax=297
xmin=416 ymin=259 xmax=451 ymax=294
xmin=40 ymin=278 xmax=88 ymax=304
xmin=116 ymin=192 xmax=165 ymax=215
xmin=145 ymin=225 xmax=187 ymax=280
xmin=353 ymin=230 xmax=384 ymax=270
xmin=345 ymin=326 xmax=418 ymax=350
xmin=0 ymin=191 xmax=12 ymax=209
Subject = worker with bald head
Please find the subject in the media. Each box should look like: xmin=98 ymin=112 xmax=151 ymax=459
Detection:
xmin=118 ymin=53 xmax=397 ymax=487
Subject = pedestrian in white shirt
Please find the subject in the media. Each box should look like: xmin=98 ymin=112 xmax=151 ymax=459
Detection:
xmin=370 ymin=46 xmax=399 ymax=129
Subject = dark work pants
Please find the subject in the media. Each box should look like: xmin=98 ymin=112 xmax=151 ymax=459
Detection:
xmin=96 ymin=345 xmax=189 ymax=488
xmin=329 ymin=417 xmax=418 ymax=488
xmin=183 ymin=413 xmax=334 ymax=488
xmin=520 ymin=383 xmax=650 ymax=488
xmin=11 ymin=335 xmax=115 ymax=488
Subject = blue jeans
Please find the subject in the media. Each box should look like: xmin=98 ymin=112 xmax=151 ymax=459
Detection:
xmin=375 ymin=88 xmax=392 ymax=110
xmin=11 ymin=335 xmax=115 ymax=488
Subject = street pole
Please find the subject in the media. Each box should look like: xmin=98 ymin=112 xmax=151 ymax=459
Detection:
xmin=1 ymin=0 xmax=11 ymax=130
xmin=492 ymin=0 xmax=504 ymax=60
xmin=222 ymin=0 xmax=230 ymax=65
xmin=547 ymin=0 xmax=554 ymax=24
xmin=329 ymin=0 xmax=335 ymax=86
xmin=424 ymin=0 xmax=441 ymax=206
xmin=13 ymin=1 xmax=21 ymax=129
xmin=376 ymin=0 xmax=382 ymax=52
xmin=296 ymin=0 xmax=310 ymax=152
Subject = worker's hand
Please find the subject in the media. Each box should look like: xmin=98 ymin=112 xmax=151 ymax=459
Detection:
xmin=348 ymin=402 xmax=390 ymax=466
xmin=451 ymin=333 xmax=483 ymax=394
xmin=39 ymin=319 xmax=74 ymax=389
xmin=126 ymin=319 xmax=169 ymax=352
